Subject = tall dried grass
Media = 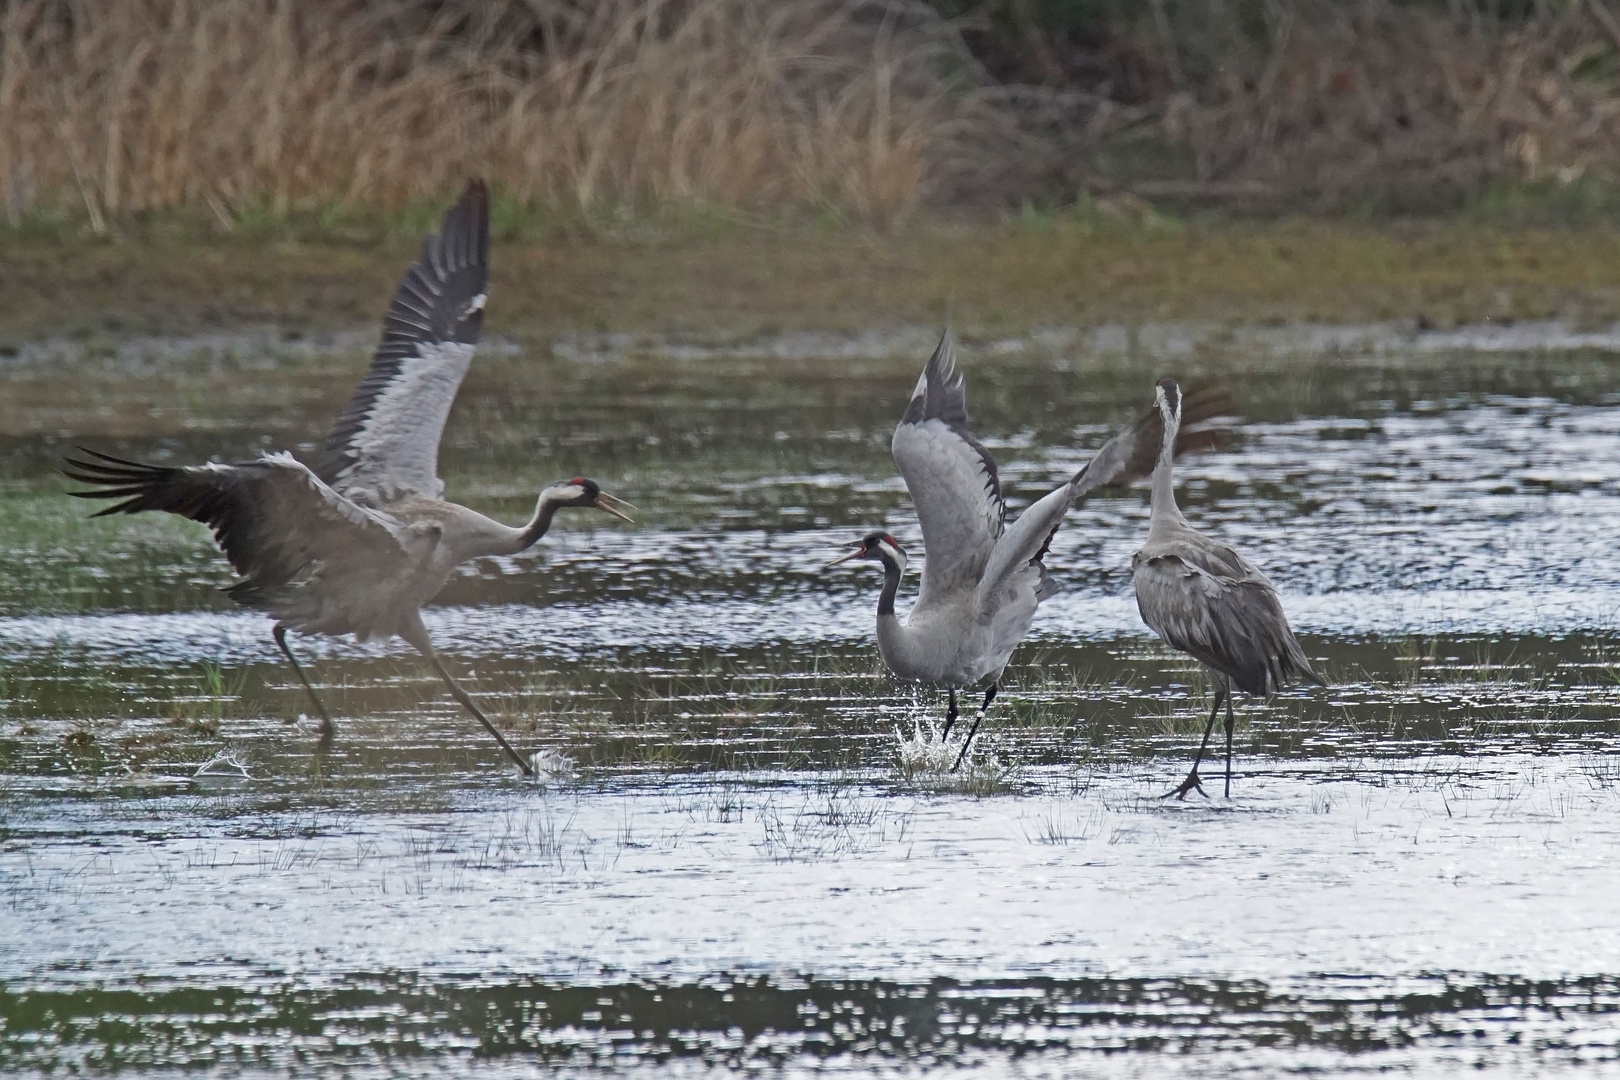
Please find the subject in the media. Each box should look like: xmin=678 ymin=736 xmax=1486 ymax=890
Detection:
xmin=9 ymin=0 xmax=1620 ymax=225
xmin=0 ymin=0 xmax=1016 ymax=227
xmin=1036 ymin=0 xmax=1620 ymax=209
xmin=1165 ymin=0 xmax=1620 ymax=207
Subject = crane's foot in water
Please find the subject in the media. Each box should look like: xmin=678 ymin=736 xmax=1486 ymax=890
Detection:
xmin=1163 ymin=768 xmax=1209 ymax=800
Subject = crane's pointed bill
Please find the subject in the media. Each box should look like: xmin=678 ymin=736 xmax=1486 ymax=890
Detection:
xmin=824 ymin=545 xmax=867 ymax=570
xmin=593 ymin=492 xmax=635 ymax=522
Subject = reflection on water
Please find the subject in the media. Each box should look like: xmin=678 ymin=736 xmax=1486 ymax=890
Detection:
xmin=10 ymin=970 xmax=1620 ymax=1072
xmin=5 ymin=326 xmax=1620 ymax=1074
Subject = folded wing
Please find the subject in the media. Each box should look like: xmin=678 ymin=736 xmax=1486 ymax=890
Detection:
xmin=1133 ymin=540 xmax=1320 ymax=696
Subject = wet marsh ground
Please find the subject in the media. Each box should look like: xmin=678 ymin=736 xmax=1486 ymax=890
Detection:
xmin=11 ymin=213 xmax=1620 ymax=345
xmin=6 ymin=323 xmax=1620 ymax=1073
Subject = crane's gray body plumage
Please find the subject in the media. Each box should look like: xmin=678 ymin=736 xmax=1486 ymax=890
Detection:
xmin=882 ymin=337 xmax=1034 ymax=688
xmin=1131 ymin=379 xmax=1319 ymax=797
xmin=62 ymin=182 xmax=629 ymax=775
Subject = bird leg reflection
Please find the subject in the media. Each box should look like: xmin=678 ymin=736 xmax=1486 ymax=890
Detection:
xmin=1165 ymin=683 xmax=1227 ymax=800
xmin=941 ymin=688 xmax=959 ymax=740
xmin=274 ymin=622 xmax=334 ymax=743
xmin=950 ymin=683 xmax=998 ymax=772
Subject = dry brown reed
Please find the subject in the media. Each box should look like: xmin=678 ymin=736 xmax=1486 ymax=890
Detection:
xmin=9 ymin=0 xmax=1620 ymax=224
xmin=1152 ymin=0 xmax=1620 ymax=207
xmin=0 ymin=0 xmax=1015 ymax=227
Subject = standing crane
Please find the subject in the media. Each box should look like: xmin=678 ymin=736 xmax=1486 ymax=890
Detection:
xmin=62 ymin=181 xmax=632 ymax=778
xmin=826 ymin=331 xmax=1229 ymax=770
xmin=1133 ymin=378 xmax=1322 ymax=799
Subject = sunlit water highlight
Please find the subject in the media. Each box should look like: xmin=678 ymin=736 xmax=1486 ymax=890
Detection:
xmin=5 ymin=326 xmax=1620 ymax=1074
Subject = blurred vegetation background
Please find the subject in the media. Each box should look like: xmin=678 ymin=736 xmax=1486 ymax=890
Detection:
xmin=8 ymin=0 xmax=1620 ymax=232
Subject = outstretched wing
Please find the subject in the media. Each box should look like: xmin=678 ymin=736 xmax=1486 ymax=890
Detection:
xmin=1072 ymin=386 xmax=1232 ymax=498
xmin=891 ymin=330 xmax=1005 ymax=605
xmin=63 ymin=448 xmax=409 ymax=597
xmin=978 ymin=482 xmax=1068 ymax=611
xmin=976 ymin=385 xmax=1234 ymax=606
xmin=1133 ymin=543 xmax=1320 ymax=696
xmin=317 ymin=180 xmax=491 ymax=502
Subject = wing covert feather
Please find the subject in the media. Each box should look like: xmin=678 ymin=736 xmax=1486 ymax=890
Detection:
xmin=979 ymin=483 xmax=1069 ymax=611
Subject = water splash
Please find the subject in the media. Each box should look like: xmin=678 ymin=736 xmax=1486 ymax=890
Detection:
xmin=192 ymin=748 xmax=256 ymax=781
xmin=893 ymin=718 xmax=1012 ymax=791
xmin=526 ymin=748 xmax=578 ymax=782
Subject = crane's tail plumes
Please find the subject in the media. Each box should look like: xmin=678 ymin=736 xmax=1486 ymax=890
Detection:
xmin=61 ymin=448 xmax=190 ymax=517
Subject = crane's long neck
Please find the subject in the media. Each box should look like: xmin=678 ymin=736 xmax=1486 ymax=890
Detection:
xmin=875 ymin=552 xmax=903 ymax=619
xmin=512 ymin=489 xmax=568 ymax=552
xmin=1148 ymin=404 xmax=1187 ymax=537
xmin=871 ymin=548 xmax=913 ymax=676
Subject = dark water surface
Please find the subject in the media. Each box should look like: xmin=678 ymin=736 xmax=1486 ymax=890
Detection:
xmin=5 ymin=325 xmax=1620 ymax=1075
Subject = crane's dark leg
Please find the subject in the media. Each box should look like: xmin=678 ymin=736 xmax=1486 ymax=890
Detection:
xmin=1164 ymin=683 xmax=1226 ymax=800
xmin=1222 ymin=683 xmax=1237 ymax=798
xmin=941 ymin=688 xmax=959 ymax=740
xmin=273 ymin=623 xmax=333 ymax=741
xmin=402 ymin=618 xmax=534 ymax=777
xmin=950 ymin=683 xmax=998 ymax=772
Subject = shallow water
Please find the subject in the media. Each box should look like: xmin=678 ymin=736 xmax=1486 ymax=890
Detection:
xmin=5 ymin=325 xmax=1620 ymax=1075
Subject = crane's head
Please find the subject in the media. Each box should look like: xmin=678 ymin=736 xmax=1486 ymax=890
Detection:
xmin=1155 ymin=378 xmax=1182 ymax=423
xmin=543 ymin=477 xmax=635 ymax=522
xmin=824 ymin=531 xmax=908 ymax=573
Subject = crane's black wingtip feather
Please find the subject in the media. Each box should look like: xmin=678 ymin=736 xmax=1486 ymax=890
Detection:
xmin=60 ymin=450 xmax=170 ymax=483
xmin=456 ymin=178 xmax=489 ymax=216
xmin=68 ymin=446 xmax=144 ymax=468
xmin=442 ymin=179 xmax=490 ymax=269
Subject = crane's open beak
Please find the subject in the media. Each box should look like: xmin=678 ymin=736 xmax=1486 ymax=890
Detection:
xmin=823 ymin=545 xmax=867 ymax=571
xmin=593 ymin=492 xmax=636 ymax=523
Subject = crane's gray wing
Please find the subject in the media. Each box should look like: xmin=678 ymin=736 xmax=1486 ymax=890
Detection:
xmin=892 ymin=331 xmax=1005 ymax=604
xmin=317 ymin=181 xmax=490 ymax=503
xmin=63 ymin=449 xmax=410 ymax=605
xmin=978 ymin=482 xmax=1068 ymax=612
xmin=1072 ymin=386 xmax=1233 ymax=498
xmin=972 ymin=484 xmax=1067 ymax=680
xmin=975 ymin=386 xmax=1232 ymax=608
xmin=1133 ymin=542 xmax=1320 ymax=696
